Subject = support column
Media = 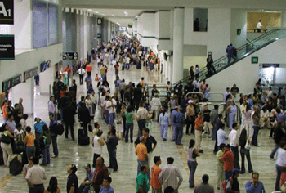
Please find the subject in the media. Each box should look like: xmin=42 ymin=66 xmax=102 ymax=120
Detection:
xmin=83 ymin=14 xmax=88 ymax=60
xmin=167 ymin=51 xmax=172 ymax=82
xmin=172 ymin=8 xmax=184 ymax=83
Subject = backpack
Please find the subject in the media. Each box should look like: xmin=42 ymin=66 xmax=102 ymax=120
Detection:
xmin=221 ymin=177 xmax=233 ymax=193
xmin=57 ymin=123 xmax=64 ymax=135
xmin=173 ymin=114 xmax=178 ymax=124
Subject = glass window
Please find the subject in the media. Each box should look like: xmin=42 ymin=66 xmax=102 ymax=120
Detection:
xmin=194 ymin=8 xmax=208 ymax=32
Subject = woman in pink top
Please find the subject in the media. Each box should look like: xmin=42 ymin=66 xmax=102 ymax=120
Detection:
xmin=2 ymin=100 xmax=8 ymax=122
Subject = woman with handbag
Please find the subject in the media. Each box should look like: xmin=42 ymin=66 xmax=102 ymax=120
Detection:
xmin=239 ymin=126 xmax=253 ymax=174
xmin=187 ymin=139 xmax=200 ymax=188
xmin=24 ymin=126 xmax=35 ymax=163
xmin=1 ymin=123 xmax=15 ymax=166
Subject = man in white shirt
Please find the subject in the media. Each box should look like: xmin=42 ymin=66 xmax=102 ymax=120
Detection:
xmin=223 ymin=87 xmax=230 ymax=102
xmin=275 ymin=141 xmax=286 ymax=191
xmin=90 ymin=92 xmax=98 ymax=119
xmin=229 ymin=123 xmax=240 ymax=169
xmin=217 ymin=123 xmax=228 ymax=151
xmin=193 ymin=77 xmax=200 ymax=92
xmin=106 ymin=96 xmax=116 ymax=126
xmin=48 ymin=96 xmax=56 ymax=117
xmin=25 ymin=160 xmax=47 ymax=193
xmin=136 ymin=102 xmax=149 ymax=136
xmin=78 ymin=66 xmax=85 ymax=85
xmin=257 ymin=20 xmax=262 ymax=33
xmin=159 ymin=157 xmax=183 ymax=192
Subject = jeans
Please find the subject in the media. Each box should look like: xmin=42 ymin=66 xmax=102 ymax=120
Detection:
xmin=79 ymin=74 xmax=83 ymax=85
xmin=29 ymin=184 xmax=44 ymax=193
xmin=109 ymin=149 xmax=118 ymax=171
xmin=51 ymin=136 xmax=58 ymax=156
xmin=78 ymin=184 xmax=90 ymax=193
xmin=175 ymin=126 xmax=183 ymax=145
xmin=92 ymin=153 xmax=100 ymax=168
xmin=137 ymin=119 xmax=146 ymax=137
xmin=252 ymin=126 xmax=260 ymax=146
xmin=240 ymin=147 xmax=253 ymax=173
xmin=26 ymin=146 xmax=35 ymax=162
xmin=171 ymin=125 xmax=176 ymax=141
xmin=275 ymin=164 xmax=286 ymax=191
xmin=225 ymin=171 xmax=232 ymax=181
xmin=137 ymin=159 xmax=149 ymax=179
xmin=160 ymin=125 xmax=168 ymax=140
xmin=42 ymin=144 xmax=50 ymax=165
xmin=105 ymin=110 xmax=109 ymax=124
xmin=125 ymin=123 xmax=133 ymax=142
xmin=109 ymin=112 xmax=115 ymax=126
xmin=212 ymin=125 xmax=217 ymax=141
xmin=188 ymin=160 xmax=198 ymax=187
xmin=185 ymin=116 xmax=194 ymax=134
xmin=231 ymin=146 xmax=240 ymax=169
xmin=270 ymin=143 xmax=279 ymax=159
xmin=227 ymin=55 xmax=238 ymax=65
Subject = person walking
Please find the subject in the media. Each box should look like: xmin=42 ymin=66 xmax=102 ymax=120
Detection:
xmin=105 ymin=128 xmax=118 ymax=172
xmin=194 ymin=174 xmax=214 ymax=193
xmin=48 ymin=96 xmax=56 ymax=118
xmin=86 ymin=63 xmax=92 ymax=77
xmin=216 ymin=143 xmax=225 ymax=190
xmin=136 ymin=137 xmax=149 ymax=177
xmin=188 ymin=139 xmax=200 ymax=188
xmin=270 ymin=121 xmax=285 ymax=159
xmin=136 ymin=102 xmax=149 ymax=136
xmin=159 ymin=157 xmax=183 ymax=193
xmin=125 ymin=105 xmax=134 ymax=143
xmin=226 ymin=101 xmax=237 ymax=130
xmin=159 ymin=109 xmax=170 ymax=141
xmin=194 ymin=112 xmax=204 ymax=152
xmin=150 ymin=156 xmax=162 ymax=193
xmin=245 ymin=172 xmax=266 ymax=193
xmin=151 ymin=94 xmax=161 ymax=122
xmin=25 ymin=162 xmax=47 ymax=193
xmin=222 ymin=144 xmax=234 ymax=181
xmin=92 ymin=130 xmax=105 ymax=168
xmin=174 ymin=108 xmax=185 ymax=145
xmin=171 ymin=107 xmax=178 ymax=141
xmin=229 ymin=123 xmax=240 ymax=169
xmin=136 ymin=164 xmax=150 ymax=193
xmin=239 ymin=126 xmax=253 ymax=174
xmin=185 ymin=101 xmax=195 ymax=135
xmin=40 ymin=124 xmax=51 ymax=166
xmin=217 ymin=123 xmax=228 ymax=151
xmin=78 ymin=66 xmax=85 ymax=85
xmin=274 ymin=141 xmax=286 ymax=191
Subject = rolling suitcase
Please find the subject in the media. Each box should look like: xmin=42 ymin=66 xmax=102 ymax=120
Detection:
xmin=9 ymin=155 xmax=23 ymax=176
xmin=78 ymin=129 xmax=90 ymax=146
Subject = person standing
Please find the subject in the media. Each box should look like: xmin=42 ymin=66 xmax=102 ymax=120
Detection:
xmin=189 ymin=66 xmax=194 ymax=80
xmin=92 ymin=130 xmax=105 ymax=168
xmin=256 ymin=20 xmax=262 ymax=33
xmin=65 ymin=65 xmax=72 ymax=85
xmin=105 ymin=128 xmax=118 ymax=172
xmin=78 ymin=66 xmax=85 ymax=85
xmin=136 ymin=164 xmax=150 ymax=193
xmin=194 ymin=174 xmax=214 ymax=193
xmin=216 ymin=143 xmax=225 ymax=190
xmin=174 ymin=108 xmax=185 ymax=145
xmin=239 ymin=126 xmax=253 ymax=174
xmin=171 ymin=107 xmax=178 ymax=141
xmin=251 ymin=107 xmax=260 ymax=146
xmin=136 ymin=102 xmax=149 ymax=136
xmin=100 ymin=65 xmax=106 ymax=82
xmin=78 ymin=164 xmax=95 ymax=193
xmin=150 ymin=94 xmax=161 ymax=122
xmin=210 ymin=105 xmax=219 ymax=141
xmin=185 ymin=101 xmax=195 ymax=135
xmin=40 ymin=125 xmax=51 ymax=166
xmin=229 ymin=123 xmax=240 ymax=169
xmin=34 ymin=117 xmax=47 ymax=141
xmin=226 ymin=101 xmax=237 ymax=130
xmin=194 ymin=112 xmax=204 ymax=153
xmin=274 ymin=141 xmax=286 ymax=191
xmin=44 ymin=177 xmax=60 ymax=193
xmin=25 ymin=163 xmax=47 ymax=193
xmin=106 ymin=97 xmax=116 ymax=126
xmin=136 ymin=137 xmax=149 ymax=177
xmin=62 ymin=97 xmax=76 ymax=140
xmin=245 ymin=172 xmax=266 ymax=193
xmin=86 ymin=63 xmax=92 ymax=77
xmin=150 ymin=156 xmax=162 ymax=193
xmin=67 ymin=164 xmax=78 ymax=193
xmin=1 ymin=123 xmax=14 ymax=166
xmin=24 ymin=126 xmax=35 ymax=163
xmin=49 ymin=113 xmax=58 ymax=158
xmin=159 ymin=157 xmax=183 ymax=193
xmin=159 ymin=109 xmax=170 ymax=141
xmin=188 ymin=139 xmax=200 ymax=188
xmin=48 ymin=96 xmax=56 ymax=118
xmin=125 ymin=105 xmax=134 ymax=143
xmin=222 ymin=144 xmax=234 ymax=181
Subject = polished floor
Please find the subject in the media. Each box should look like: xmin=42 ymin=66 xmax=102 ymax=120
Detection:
xmin=0 ymin=61 xmax=279 ymax=192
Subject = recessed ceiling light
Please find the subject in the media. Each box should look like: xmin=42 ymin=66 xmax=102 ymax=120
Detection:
xmin=87 ymin=9 xmax=92 ymax=11
xmin=95 ymin=11 xmax=99 ymax=13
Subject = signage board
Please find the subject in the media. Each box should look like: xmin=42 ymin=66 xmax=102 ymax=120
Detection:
xmin=262 ymin=63 xmax=279 ymax=68
xmin=252 ymin=56 xmax=258 ymax=64
xmin=11 ymin=74 xmax=21 ymax=87
xmin=2 ymin=78 xmax=11 ymax=92
xmin=40 ymin=60 xmax=51 ymax=72
xmin=97 ymin=18 xmax=102 ymax=25
xmin=24 ymin=67 xmax=38 ymax=81
xmin=97 ymin=33 xmax=101 ymax=38
xmin=0 ymin=34 xmax=15 ymax=60
xmin=0 ymin=0 xmax=14 ymax=25
xmin=62 ymin=52 xmax=78 ymax=60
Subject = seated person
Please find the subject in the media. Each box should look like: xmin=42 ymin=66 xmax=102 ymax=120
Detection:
xmin=78 ymin=164 xmax=95 ymax=193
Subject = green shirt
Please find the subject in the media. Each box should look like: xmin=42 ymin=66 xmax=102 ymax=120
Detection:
xmin=136 ymin=172 xmax=150 ymax=193
xmin=217 ymin=150 xmax=223 ymax=165
xmin=125 ymin=112 xmax=133 ymax=123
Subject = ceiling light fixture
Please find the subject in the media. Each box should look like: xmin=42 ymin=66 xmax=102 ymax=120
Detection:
xmin=87 ymin=9 xmax=92 ymax=11
xmin=95 ymin=11 xmax=99 ymax=13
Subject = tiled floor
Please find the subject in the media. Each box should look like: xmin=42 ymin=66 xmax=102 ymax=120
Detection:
xmin=0 ymin=60 xmax=279 ymax=192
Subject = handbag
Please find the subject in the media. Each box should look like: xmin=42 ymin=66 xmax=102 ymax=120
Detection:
xmin=0 ymin=133 xmax=11 ymax=144
xmin=244 ymin=140 xmax=251 ymax=150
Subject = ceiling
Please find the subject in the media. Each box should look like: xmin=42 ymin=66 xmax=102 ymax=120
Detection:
xmin=80 ymin=8 xmax=145 ymax=26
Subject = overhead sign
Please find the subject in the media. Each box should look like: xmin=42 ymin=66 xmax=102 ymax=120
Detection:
xmin=0 ymin=34 xmax=15 ymax=60
xmin=2 ymin=78 xmax=11 ymax=92
xmin=252 ymin=56 xmax=258 ymax=64
xmin=11 ymin=74 xmax=21 ymax=87
xmin=97 ymin=33 xmax=101 ymax=38
xmin=0 ymin=0 xmax=14 ymax=25
xmin=62 ymin=52 xmax=78 ymax=60
xmin=262 ymin=63 xmax=279 ymax=68
xmin=24 ymin=67 xmax=38 ymax=81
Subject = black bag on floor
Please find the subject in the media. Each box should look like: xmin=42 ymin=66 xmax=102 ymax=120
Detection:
xmin=9 ymin=155 xmax=23 ymax=176
xmin=136 ymin=62 xmax=141 ymax=69
xmin=78 ymin=129 xmax=90 ymax=146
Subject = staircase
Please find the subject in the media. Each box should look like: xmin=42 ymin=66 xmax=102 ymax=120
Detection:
xmin=180 ymin=29 xmax=286 ymax=83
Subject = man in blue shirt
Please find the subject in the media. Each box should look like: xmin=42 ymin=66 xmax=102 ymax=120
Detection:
xmin=105 ymin=128 xmax=118 ymax=172
xmin=34 ymin=117 xmax=47 ymax=141
xmin=174 ymin=108 xmax=185 ymax=146
xmin=85 ymin=74 xmax=92 ymax=89
xmin=171 ymin=107 xmax=178 ymax=141
xmin=49 ymin=113 xmax=58 ymax=158
xmin=226 ymin=43 xmax=238 ymax=65
xmin=99 ymin=177 xmax=114 ymax=193
xmin=245 ymin=172 xmax=265 ymax=193
xmin=78 ymin=164 xmax=95 ymax=193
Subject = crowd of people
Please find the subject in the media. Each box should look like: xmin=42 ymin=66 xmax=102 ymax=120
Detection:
xmin=1 ymin=33 xmax=286 ymax=193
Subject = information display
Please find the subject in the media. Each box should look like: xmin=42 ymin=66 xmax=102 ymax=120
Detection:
xmin=0 ymin=0 xmax=14 ymax=25
xmin=24 ymin=67 xmax=38 ymax=81
xmin=0 ymin=34 xmax=15 ymax=60
xmin=62 ymin=52 xmax=78 ymax=60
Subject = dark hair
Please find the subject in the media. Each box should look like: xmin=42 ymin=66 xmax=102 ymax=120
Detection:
xmin=189 ymin=139 xmax=195 ymax=148
xmin=167 ymin=157 xmax=174 ymax=164
xmin=81 ymin=96 xmax=85 ymax=101
xmin=16 ymin=123 xmax=22 ymax=129
xmin=50 ymin=96 xmax=54 ymax=100
xmin=26 ymin=126 xmax=31 ymax=132
xmin=47 ymin=177 xmax=58 ymax=193
xmin=220 ymin=143 xmax=226 ymax=150
xmin=143 ymin=128 xmax=150 ymax=133
xmin=42 ymin=124 xmax=48 ymax=132
xmin=279 ymin=141 xmax=286 ymax=148
xmin=226 ymin=144 xmax=231 ymax=149
xmin=140 ymin=165 xmax=146 ymax=172
xmin=110 ymin=128 xmax=116 ymax=135
xmin=127 ymin=105 xmax=133 ymax=113
xmin=70 ymin=164 xmax=78 ymax=174
xmin=214 ymin=105 xmax=218 ymax=110
xmin=232 ymin=123 xmax=238 ymax=129
xmin=104 ymin=177 xmax=112 ymax=183
xmin=220 ymin=123 xmax=225 ymax=129
xmin=7 ymin=114 xmax=12 ymax=119
xmin=252 ymin=172 xmax=259 ymax=178
xmin=164 ymin=186 xmax=174 ymax=193
xmin=96 ymin=130 xmax=103 ymax=137
xmin=276 ymin=108 xmax=281 ymax=114
xmin=154 ymin=156 xmax=161 ymax=164
xmin=202 ymin=174 xmax=209 ymax=183
xmin=94 ymin=122 xmax=99 ymax=128
xmin=218 ymin=114 xmax=223 ymax=119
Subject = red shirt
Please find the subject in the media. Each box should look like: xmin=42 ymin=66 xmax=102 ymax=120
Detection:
xmin=194 ymin=118 xmax=203 ymax=131
xmin=86 ymin=64 xmax=92 ymax=72
xmin=65 ymin=67 xmax=71 ymax=74
xmin=222 ymin=150 xmax=234 ymax=172
xmin=150 ymin=165 xmax=162 ymax=189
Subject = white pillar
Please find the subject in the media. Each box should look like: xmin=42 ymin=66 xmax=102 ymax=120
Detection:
xmin=167 ymin=51 xmax=172 ymax=82
xmin=172 ymin=8 xmax=184 ymax=83
xmin=83 ymin=14 xmax=88 ymax=59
